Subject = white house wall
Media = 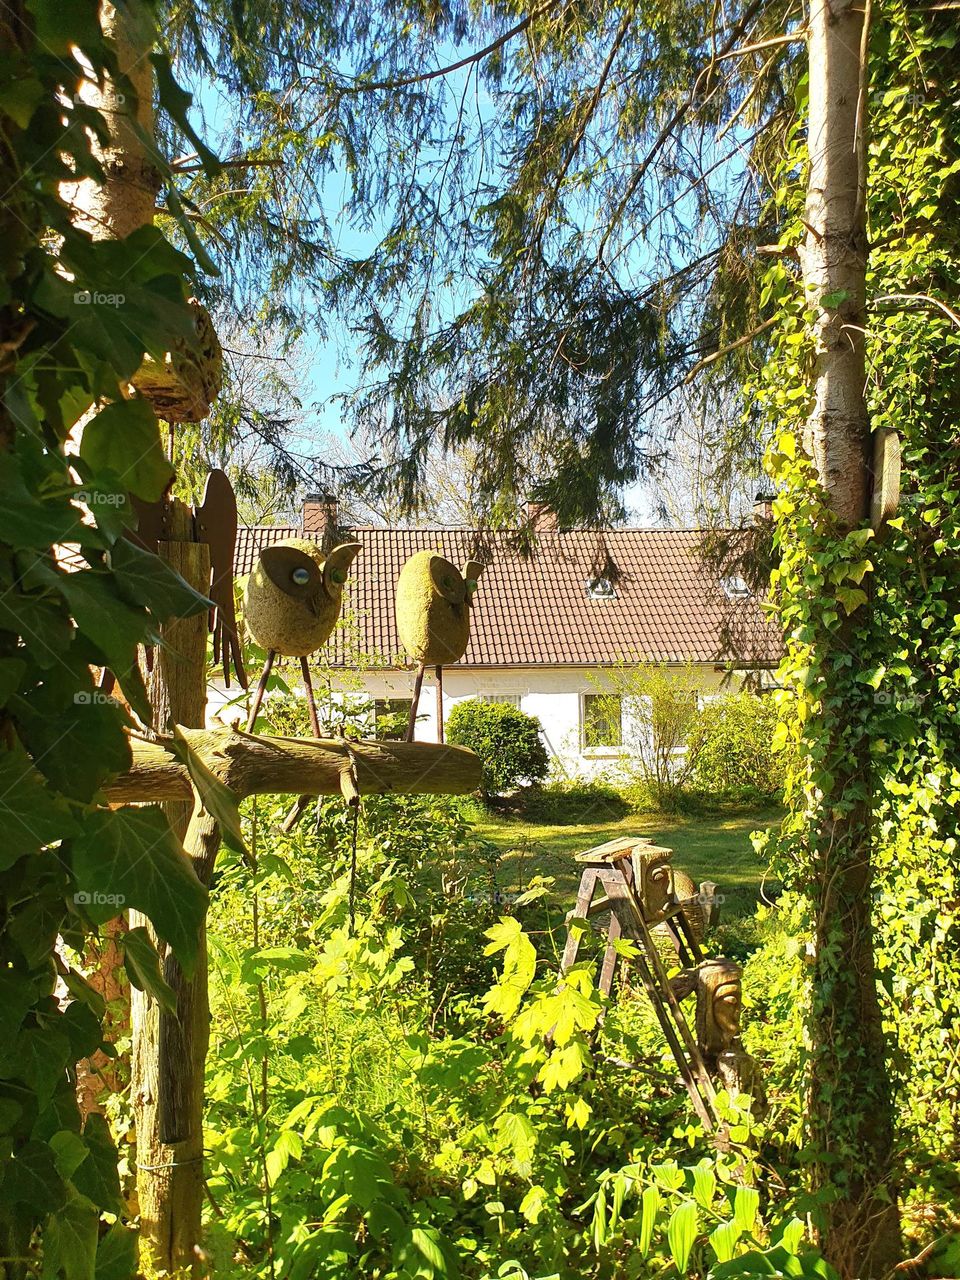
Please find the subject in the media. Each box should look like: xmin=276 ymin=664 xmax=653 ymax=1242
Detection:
xmin=209 ymin=663 xmax=740 ymax=781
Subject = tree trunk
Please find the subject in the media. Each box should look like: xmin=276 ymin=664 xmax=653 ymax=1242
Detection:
xmin=61 ymin=1 xmax=159 ymax=240
xmin=801 ymin=0 xmax=900 ymax=1272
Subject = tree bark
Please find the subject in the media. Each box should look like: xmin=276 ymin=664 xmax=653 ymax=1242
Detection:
xmin=130 ymin=508 xmax=212 ymax=1276
xmin=103 ymin=729 xmax=483 ymax=806
xmin=801 ymin=1 xmax=900 ymax=1273
xmin=60 ymin=1 xmax=160 ymax=240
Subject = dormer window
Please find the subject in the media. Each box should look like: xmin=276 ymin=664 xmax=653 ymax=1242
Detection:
xmin=721 ymin=574 xmax=752 ymax=599
xmin=586 ymin=575 xmax=616 ymax=599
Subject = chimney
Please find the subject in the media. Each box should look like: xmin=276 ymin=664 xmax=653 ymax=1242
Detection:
xmin=752 ymin=492 xmax=775 ymax=524
xmin=302 ymin=491 xmax=339 ymax=549
xmin=525 ymin=500 xmax=558 ymax=531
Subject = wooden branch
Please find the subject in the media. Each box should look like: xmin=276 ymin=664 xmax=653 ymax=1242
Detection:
xmin=104 ymin=726 xmax=482 ymax=806
xmin=339 ymin=0 xmax=564 ymax=94
xmin=870 ymin=292 xmax=960 ymax=330
xmin=684 ymin=315 xmax=778 ymax=381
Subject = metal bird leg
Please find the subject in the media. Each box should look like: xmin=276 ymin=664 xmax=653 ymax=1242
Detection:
xmin=435 ymin=665 xmax=444 ymax=744
xmin=280 ymin=658 xmax=324 ymax=832
xmin=406 ymin=663 xmax=426 ymax=742
xmin=246 ymin=650 xmax=275 ymax=732
xmin=299 ymin=656 xmax=322 ymax=738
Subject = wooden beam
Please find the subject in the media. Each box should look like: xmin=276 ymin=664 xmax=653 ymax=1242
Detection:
xmin=104 ymin=726 xmax=482 ymax=806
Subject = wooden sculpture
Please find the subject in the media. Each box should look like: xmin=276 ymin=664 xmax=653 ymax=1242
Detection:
xmin=560 ymin=835 xmax=765 ymax=1129
xmin=243 ymin=538 xmax=362 ymax=733
xmin=396 ymin=550 xmax=484 ymax=741
xmin=671 ymin=958 xmax=767 ymax=1116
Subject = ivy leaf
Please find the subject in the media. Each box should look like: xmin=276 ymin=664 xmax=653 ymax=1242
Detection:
xmin=50 ymin=1130 xmax=89 ymax=1180
xmin=56 ymin=571 xmax=153 ymax=722
xmin=172 ymin=727 xmax=247 ymax=857
xmin=0 ymin=657 xmax=24 ymax=706
xmin=11 ymin=1027 xmax=72 ymax=1104
xmin=121 ymin=926 xmax=177 ymax=1015
xmin=24 ymin=0 xmax=102 ymax=55
xmin=70 ymin=807 xmax=207 ymax=975
xmin=61 ymin=1000 xmax=103 ymax=1060
xmin=0 ymin=453 xmax=83 ymax=548
xmin=17 ymin=696 xmax=131 ymax=803
xmin=0 ymin=747 xmax=81 ymax=869
xmin=59 ymin=968 xmax=107 ymax=1020
xmin=0 ymin=1139 xmax=68 ymax=1213
xmin=79 ymin=399 xmax=174 ymax=502
xmin=110 ymin=537 xmax=212 ymax=621
xmin=821 ymin=288 xmax=851 ymax=308
xmin=0 ymin=971 xmax=36 ymax=1042
xmin=9 ymin=896 xmax=65 ymax=969
xmin=72 ymin=1114 xmax=122 ymax=1213
xmin=43 ymin=1187 xmax=98 ymax=1280
xmin=95 ymin=1224 xmax=139 ymax=1280
xmin=835 ymin=586 xmax=868 ymax=615
xmin=0 ymin=72 xmax=45 ymax=128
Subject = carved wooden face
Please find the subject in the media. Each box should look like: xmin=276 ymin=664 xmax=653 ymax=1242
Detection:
xmin=395 ymin=551 xmax=485 ymax=666
xmin=243 ymin=539 xmax=361 ymax=657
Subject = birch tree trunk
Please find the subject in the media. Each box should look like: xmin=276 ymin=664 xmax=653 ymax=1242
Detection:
xmin=800 ymin=0 xmax=900 ymax=1272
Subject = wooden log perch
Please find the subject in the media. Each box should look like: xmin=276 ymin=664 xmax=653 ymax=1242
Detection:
xmin=103 ymin=726 xmax=482 ymax=806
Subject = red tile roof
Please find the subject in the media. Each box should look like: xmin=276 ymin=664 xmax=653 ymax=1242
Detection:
xmin=234 ymin=525 xmax=780 ymax=669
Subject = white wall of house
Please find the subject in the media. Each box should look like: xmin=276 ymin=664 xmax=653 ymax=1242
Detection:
xmin=209 ymin=662 xmax=746 ymax=781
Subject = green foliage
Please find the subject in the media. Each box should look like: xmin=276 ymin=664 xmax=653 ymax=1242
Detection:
xmin=447 ymin=700 xmax=550 ymax=797
xmin=517 ymin=779 xmax=631 ymax=826
xmin=741 ymin=0 xmax=960 ymax=1253
xmin=689 ymin=694 xmax=786 ymax=801
xmin=0 ymin=0 xmax=216 ymax=1268
xmin=204 ymin=771 xmax=834 ymax=1279
xmin=591 ymin=664 xmax=707 ymax=812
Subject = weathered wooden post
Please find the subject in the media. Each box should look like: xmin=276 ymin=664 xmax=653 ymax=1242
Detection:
xmin=130 ymin=499 xmax=214 ymax=1272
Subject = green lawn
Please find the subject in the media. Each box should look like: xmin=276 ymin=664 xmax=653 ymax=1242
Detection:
xmin=474 ymin=805 xmax=781 ymax=920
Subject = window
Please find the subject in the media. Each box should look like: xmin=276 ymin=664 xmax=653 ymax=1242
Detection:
xmin=373 ymin=698 xmax=413 ymax=740
xmin=720 ymin=574 xmax=752 ymax=599
xmin=480 ymin=693 xmax=521 ymax=707
xmin=586 ymin=575 xmax=616 ymax=599
xmin=581 ymin=693 xmax=623 ymax=749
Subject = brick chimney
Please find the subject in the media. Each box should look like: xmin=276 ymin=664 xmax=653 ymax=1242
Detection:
xmin=525 ymin=500 xmax=558 ymax=531
xmin=752 ymin=492 xmax=775 ymax=523
xmin=302 ymin=491 xmax=339 ymax=549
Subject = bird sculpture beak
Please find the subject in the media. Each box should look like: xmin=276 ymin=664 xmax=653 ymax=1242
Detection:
xmin=308 ymin=591 xmax=324 ymax=617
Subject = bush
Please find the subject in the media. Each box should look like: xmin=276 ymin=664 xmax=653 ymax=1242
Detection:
xmin=520 ymin=778 xmax=630 ymax=824
xmin=689 ymin=692 xmax=785 ymax=800
xmin=589 ymin=663 xmax=705 ymax=812
xmin=446 ymin=698 xmax=550 ymax=796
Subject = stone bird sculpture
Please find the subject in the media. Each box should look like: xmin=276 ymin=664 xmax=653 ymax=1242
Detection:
xmin=395 ymin=550 xmax=484 ymax=741
xmin=243 ymin=538 xmax=362 ymax=734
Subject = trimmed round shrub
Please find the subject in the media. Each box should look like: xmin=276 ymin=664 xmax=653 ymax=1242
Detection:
xmin=688 ymin=691 xmax=786 ymax=799
xmin=446 ymin=699 xmax=550 ymax=796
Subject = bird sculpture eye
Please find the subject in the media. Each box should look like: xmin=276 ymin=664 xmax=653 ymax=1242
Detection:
xmin=466 ymin=578 xmax=478 ymax=593
xmin=330 ymin=567 xmax=347 ymax=585
xmin=291 ymin=567 xmax=311 ymax=585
